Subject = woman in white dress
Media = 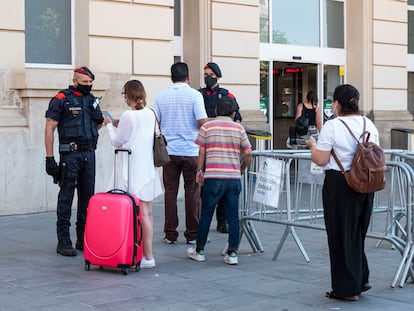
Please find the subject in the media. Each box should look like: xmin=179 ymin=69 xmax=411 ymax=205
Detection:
xmin=103 ymin=80 xmax=163 ymax=269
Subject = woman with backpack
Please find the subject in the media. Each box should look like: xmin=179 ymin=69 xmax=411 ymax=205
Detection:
xmin=305 ymin=84 xmax=380 ymax=301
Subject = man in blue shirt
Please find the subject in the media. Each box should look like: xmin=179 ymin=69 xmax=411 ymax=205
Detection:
xmin=154 ymin=62 xmax=208 ymax=244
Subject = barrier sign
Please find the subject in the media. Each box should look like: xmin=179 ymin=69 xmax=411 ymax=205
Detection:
xmin=324 ymin=98 xmax=334 ymax=122
xmin=253 ymin=157 xmax=283 ymax=208
xmin=298 ymin=159 xmax=325 ymax=185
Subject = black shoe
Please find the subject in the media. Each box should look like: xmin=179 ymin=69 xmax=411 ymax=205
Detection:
xmin=362 ymin=283 xmax=372 ymax=292
xmin=56 ymin=241 xmax=77 ymax=256
xmin=217 ymin=222 xmax=229 ymax=233
xmin=75 ymin=239 xmax=84 ymax=251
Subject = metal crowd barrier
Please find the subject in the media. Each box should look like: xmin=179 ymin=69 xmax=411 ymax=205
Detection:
xmin=239 ymin=149 xmax=414 ymax=288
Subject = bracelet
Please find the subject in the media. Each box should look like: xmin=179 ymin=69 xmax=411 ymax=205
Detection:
xmin=196 ymin=169 xmax=204 ymax=173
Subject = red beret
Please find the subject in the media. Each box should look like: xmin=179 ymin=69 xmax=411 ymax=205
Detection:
xmin=74 ymin=67 xmax=95 ymax=80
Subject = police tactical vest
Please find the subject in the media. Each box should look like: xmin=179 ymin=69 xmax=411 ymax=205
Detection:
xmin=199 ymin=87 xmax=229 ymax=118
xmin=57 ymin=89 xmax=99 ymax=144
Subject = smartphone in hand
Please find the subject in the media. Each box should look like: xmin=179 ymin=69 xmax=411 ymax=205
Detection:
xmin=102 ymin=111 xmax=114 ymax=123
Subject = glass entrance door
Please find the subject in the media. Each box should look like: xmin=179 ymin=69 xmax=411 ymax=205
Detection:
xmin=272 ymin=62 xmax=317 ymax=148
xmin=259 ymin=61 xmax=342 ymax=149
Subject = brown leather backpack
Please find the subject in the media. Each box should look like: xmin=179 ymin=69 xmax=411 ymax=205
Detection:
xmin=332 ymin=117 xmax=386 ymax=193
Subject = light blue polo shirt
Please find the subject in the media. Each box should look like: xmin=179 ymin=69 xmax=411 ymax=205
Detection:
xmin=154 ymin=82 xmax=207 ymax=156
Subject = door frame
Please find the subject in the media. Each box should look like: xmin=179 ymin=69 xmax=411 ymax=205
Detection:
xmin=260 ymin=42 xmax=345 ymax=148
xmin=267 ymin=59 xmax=323 ymax=149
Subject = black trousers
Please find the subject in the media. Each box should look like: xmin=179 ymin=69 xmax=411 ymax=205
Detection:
xmin=56 ymin=151 xmax=95 ymax=243
xmin=323 ymin=170 xmax=374 ymax=298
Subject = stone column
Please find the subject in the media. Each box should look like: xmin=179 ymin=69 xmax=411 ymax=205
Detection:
xmin=347 ymin=0 xmax=413 ymax=148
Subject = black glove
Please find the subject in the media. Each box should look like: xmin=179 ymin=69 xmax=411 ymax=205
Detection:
xmin=45 ymin=157 xmax=59 ymax=182
xmin=91 ymin=111 xmax=104 ymax=124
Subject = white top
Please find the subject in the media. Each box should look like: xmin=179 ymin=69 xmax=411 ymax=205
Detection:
xmin=316 ymin=115 xmax=380 ymax=171
xmin=153 ymin=82 xmax=207 ymax=156
xmin=106 ymin=107 xmax=163 ymax=201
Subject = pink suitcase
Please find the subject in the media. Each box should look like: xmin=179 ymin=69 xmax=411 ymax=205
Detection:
xmin=84 ymin=149 xmax=143 ymax=275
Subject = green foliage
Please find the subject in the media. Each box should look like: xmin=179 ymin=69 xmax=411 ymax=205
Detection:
xmin=34 ymin=8 xmax=60 ymax=44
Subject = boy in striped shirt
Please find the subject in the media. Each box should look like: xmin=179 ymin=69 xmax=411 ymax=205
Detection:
xmin=187 ymin=96 xmax=252 ymax=265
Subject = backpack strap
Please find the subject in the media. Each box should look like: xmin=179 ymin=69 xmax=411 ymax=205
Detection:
xmin=339 ymin=117 xmax=369 ymax=143
xmin=331 ymin=116 xmax=368 ymax=174
xmin=331 ymin=150 xmax=346 ymax=174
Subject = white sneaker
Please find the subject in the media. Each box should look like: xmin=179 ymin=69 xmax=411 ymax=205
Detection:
xmin=187 ymin=247 xmax=205 ymax=262
xmin=162 ymin=237 xmax=175 ymax=244
xmin=141 ymin=257 xmax=156 ymax=269
xmin=224 ymin=252 xmax=238 ymax=265
xmin=187 ymin=238 xmax=210 ymax=245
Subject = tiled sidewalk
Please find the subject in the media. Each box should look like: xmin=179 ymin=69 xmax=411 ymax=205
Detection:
xmin=0 ymin=201 xmax=413 ymax=311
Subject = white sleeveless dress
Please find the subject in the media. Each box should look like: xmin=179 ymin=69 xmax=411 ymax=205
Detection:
xmin=106 ymin=107 xmax=163 ymax=201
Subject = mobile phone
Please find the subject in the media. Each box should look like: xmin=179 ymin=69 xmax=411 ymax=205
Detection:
xmin=103 ymin=111 xmax=114 ymax=123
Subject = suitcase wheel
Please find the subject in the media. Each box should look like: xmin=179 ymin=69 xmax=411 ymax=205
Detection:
xmin=84 ymin=260 xmax=90 ymax=271
xmin=121 ymin=268 xmax=128 ymax=275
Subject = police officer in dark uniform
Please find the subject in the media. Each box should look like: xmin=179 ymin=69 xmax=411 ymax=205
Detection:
xmin=199 ymin=62 xmax=242 ymax=233
xmin=44 ymin=67 xmax=104 ymax=256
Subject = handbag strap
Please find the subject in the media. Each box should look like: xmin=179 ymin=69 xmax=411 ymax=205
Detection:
xmin=150 ymin=108 xmax=161 ymax=135
xmin=331 ymin=116 xmax=367 ymax=174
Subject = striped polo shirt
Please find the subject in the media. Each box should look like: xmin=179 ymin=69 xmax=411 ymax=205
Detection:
xmin=195 ymin=116 xmax=251 ymax=179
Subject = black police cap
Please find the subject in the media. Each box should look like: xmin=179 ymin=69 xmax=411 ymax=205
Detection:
xmin=204 ymin=62 xmax=222 ymax=78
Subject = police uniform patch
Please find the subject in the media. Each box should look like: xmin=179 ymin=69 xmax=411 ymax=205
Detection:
xmin=69 ymin=107 xmax=81 ymax=116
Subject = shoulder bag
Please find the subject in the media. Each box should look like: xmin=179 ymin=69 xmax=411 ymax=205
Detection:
xmin=151 ymin=109 xmax=170 ymax=167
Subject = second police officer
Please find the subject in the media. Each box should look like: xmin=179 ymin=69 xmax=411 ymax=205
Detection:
xmin=45 ymin=67 xmax=104 ymax=256
xmin=199 ymin=62 xmax=242 ymax=233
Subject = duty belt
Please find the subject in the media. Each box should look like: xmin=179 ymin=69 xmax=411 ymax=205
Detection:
xmin=59 ymin=142 xmax=96 ymax=153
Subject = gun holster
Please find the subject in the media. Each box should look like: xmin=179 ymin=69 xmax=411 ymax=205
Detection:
xmin=57 ymin=162 xmax=66 ymax=186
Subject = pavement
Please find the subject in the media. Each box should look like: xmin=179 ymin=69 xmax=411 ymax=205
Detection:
xmin=1 ymin=196 xmax=414 ymax=311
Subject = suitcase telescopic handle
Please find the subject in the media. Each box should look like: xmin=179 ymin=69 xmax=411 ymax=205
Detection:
xmin=107 ymin=189 xmax=128 ymax=195
xmin=115 ymin=148 xmax=132 ymax=155
xmin=114 ymin=148 xmax=132 ymax=191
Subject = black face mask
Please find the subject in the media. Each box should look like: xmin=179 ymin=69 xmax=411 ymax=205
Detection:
xmin=77 ymin=84 xmax=92 ymax=95
xmin=204 ymin=75 xmax=217 ymax=89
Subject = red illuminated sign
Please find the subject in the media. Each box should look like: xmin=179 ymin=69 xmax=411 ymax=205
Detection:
xmin=272 ymin=68 xmax=304 ymax=75
xmin=285 ymin=68 xmax=303 ymax=73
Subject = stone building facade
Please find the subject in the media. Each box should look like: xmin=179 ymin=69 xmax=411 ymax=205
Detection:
xmin=0 ymin=0 xmax=412 ymax=215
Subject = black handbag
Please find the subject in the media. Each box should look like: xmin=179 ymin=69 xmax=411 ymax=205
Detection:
xmin=151 ymin=109 xmax=170 ymax=167
xmin=295 ymin=106 xmax=310 ymax=136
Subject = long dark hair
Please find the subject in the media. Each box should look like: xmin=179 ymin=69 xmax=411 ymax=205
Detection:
xmin=306 ymin=90 xmax=318 ymax=108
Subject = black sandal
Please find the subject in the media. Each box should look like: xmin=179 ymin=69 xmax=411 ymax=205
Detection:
xmin=325 ymin=291 xmax=359 ymax=301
